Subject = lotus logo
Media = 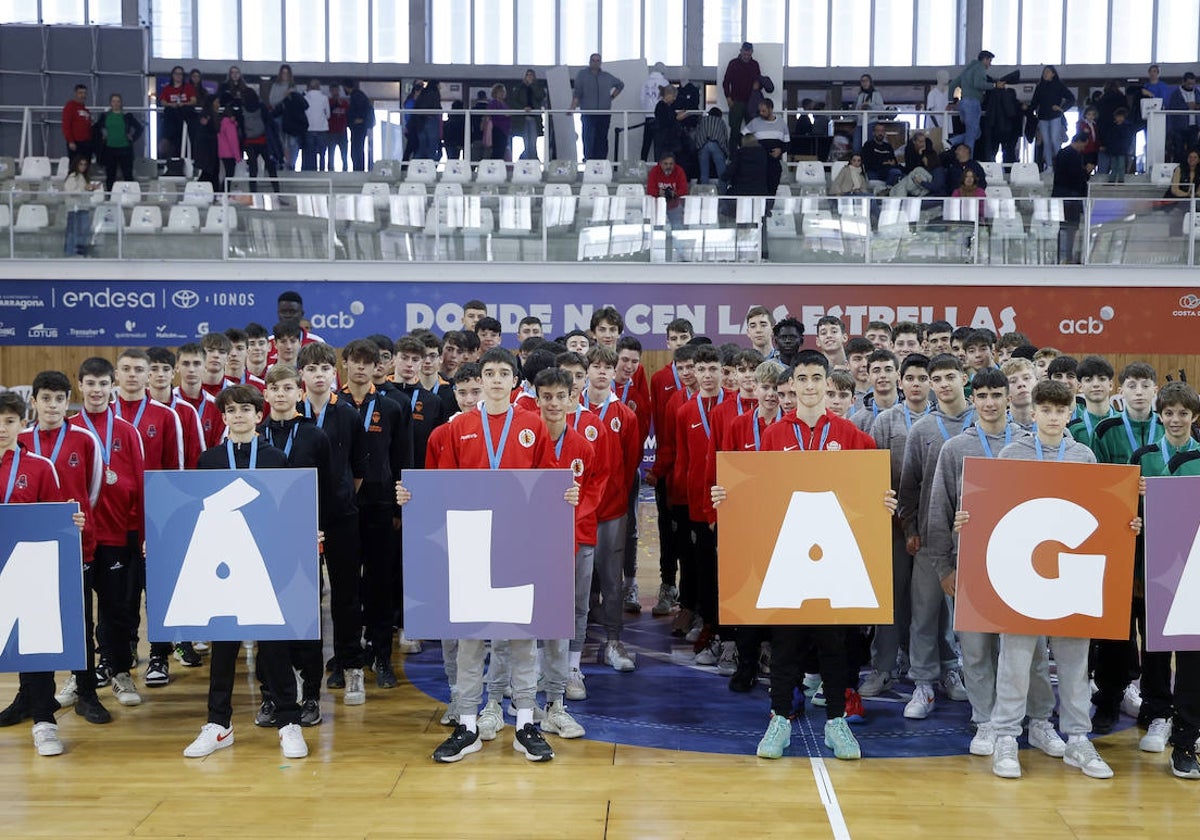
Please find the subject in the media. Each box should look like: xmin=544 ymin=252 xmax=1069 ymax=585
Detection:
xmin=1180 ymin=294 xmax=1200 ymax=309
xmin=172 ymin=290 xmax=200 ymax=309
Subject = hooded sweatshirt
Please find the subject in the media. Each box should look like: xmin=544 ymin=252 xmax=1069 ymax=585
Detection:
xmin=898 ymin=405 xmax=975 ymax=548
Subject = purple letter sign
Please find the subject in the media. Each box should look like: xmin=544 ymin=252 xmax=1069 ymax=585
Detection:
xmin=401 ymin=469 xmax=575 ymax=640
xmin=1145 ymin=476 xmax=1200 ymax=652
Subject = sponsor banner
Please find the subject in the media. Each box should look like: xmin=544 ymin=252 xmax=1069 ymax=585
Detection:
xmin=955 ymin=458 xmax=1139 ymax=640
xmin=1 ymin=279 xmax=1199 ymax=352
xmin=401 ymin=469 xmax=575 ymax=640
xmin=1144 ymin=477 xmax=1200 ymax=652
xmin=715 ymin=450 xmax=893 ymax=626
xmin=144 ymin=469 xmax=320 ymax=642
xmin=0 ymin=503 xmax=87 ymax=673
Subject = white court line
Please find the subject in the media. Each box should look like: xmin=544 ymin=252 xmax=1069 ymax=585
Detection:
xmin=809 ymin=755 xmax=852 ymax=840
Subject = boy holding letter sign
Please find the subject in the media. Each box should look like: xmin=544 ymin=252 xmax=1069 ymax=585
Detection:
xmin=954 ymin=380 xmax=1141 ymax=781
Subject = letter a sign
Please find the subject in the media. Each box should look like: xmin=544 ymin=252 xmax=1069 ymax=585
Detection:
xmin=716 ymin=451 xmax=892 ymax=625
xmin=1144 ymin=476 xmax=1200 ymax=651
xmin=954 ymin=458 xmax=1139 ymax=639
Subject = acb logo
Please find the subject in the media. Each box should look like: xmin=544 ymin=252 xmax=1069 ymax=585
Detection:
xmin=1059 ymin=306 xmax=1115 ymax=335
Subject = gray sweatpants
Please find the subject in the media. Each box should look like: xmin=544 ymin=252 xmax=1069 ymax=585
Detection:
xmin=991 ymin=634 xmax=1091 ymax=738
xmin=571 ymin=545 xmax=596 ymax=653
xmin=455 ymin=638 xmax=537 ymax=717
xmin=542 ymin=638 xmax=569 ymax=703
xmin=595 ymin=517 xmax=627 ymax=642
xmin=959 ymin=630 xmax=1055 ymax=726
xmin=871 ymin=527 xmax=912 ymax=672
xmin=908 ymin=553 xmax=962 ymax=682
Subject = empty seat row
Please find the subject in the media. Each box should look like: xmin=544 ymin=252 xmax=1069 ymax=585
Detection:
xmin=0 ymin=202 xmax=236 ymax=233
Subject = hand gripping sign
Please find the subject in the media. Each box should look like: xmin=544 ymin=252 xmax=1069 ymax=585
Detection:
xmin=715 ymin=451 xmax=893 ymax=625
xmin=954 ymin=458 xmax=1139 ymax=639
xmin=0 ymin=503 xmax=86 ymax=673
xmin=401 ymin=469 xmax=575 ymax=640
xmin=1144 ymin=476 xmax=1200 ymax=651
xmin=144 ymin=470 xmax=320 ymax=642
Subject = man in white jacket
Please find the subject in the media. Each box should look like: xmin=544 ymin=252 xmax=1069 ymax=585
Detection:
xmin=640 ymin=62 xmax=670 ymax=161
xmin=303 ymin=79 xmax=331 ymax=171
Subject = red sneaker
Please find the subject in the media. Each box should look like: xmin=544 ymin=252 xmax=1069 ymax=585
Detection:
xmin=844 ymin=688 xmax=866 ymax=723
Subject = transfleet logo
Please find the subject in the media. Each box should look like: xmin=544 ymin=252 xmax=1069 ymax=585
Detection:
xmin=1174 ymin=294 xmax=1200 ymax=317
xmin=1059 ymin=306 xmax=1115 ymax=335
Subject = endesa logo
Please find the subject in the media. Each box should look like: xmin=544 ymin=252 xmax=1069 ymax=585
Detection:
xmin=1059 ymin=306 xmax=1115 ymax=335
xmin=1174 ymin=294 xmax=1200 ymax=317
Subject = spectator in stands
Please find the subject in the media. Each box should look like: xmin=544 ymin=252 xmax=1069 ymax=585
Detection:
xmin=62 ymin=154 xmax=96 ymax=256
xmin=1052 ymin=133 xmax=1092 ymax=261
xmin=949 ymin=50 xmax=1003 ymax=156
xmin=511 ymin=69 xmax=546 ymax=161
xmin=1031 ymin=66 xmax=1074 ymax=173
xmin=1103 ymin=108 xmax=1134 ymax=183
xmin=216 ymin=103 xmax=240 ymax=190
xmin=941 ymin=141 xmax=987 ymax=195
xmin=158 ymin=65 xmax=195 ymax=158
xmin=950 ymin=167 xmax=985 ymax=215
xmin=345 ymin=79 xmax=374 ymax=172
xmin=926 ymin=70 xmax=950 ymax=139
xmin=268 ymin=64 xmax=296 ymax=165
xmin=327 ymin=83 xmax=348 ymax=170
xmin=862 ymin=123 xmax=903 ymax=186
xmin=1165 ymin=148 xmax=1200 ymax=199
xmin=486 ymin=83 xmax=511 ymax=161
xmin=647 ymin=152 xmax=689 ymax=227
xmin=414 ymin=80 xmax=445 ymax=161
xmin=742 ymin=98 xmax=790 ymax=149
xmin=853 ymin=74 xmax=885 ymax=148
xmin=1143 ymin=64 xmax=1171 ymax=102
xmin=278 ymin=85 xmax=309 ymax=171
xmin=722 ymin=42 xmax=761 ymax=146
xmin=61 ymin=84 xmax=94 ymax=164
xmin=444 ymin=99 xmax=466 ymax=161
xmin=193 ymin=97 xmax=222 ymax=190
xmin=1167 ymin=73 xmax=1199 ymax=163
xmin=746 ymin=76 xmax=774 ymax=127
xmin=302 ymin=79 xmax=329 ymax=171
xmin=217 ymin=65 xmax=249 ymax=109
xmin=188 ymin=69 xmax=212 ymax=155
xmin=469 ymin=90 xmax=489 ymax=159
xmin=92 ymin=93 xmax=143 ymax=192
xmin=693 ymin=106 xmax=729 ymax=184
xmin=830 ymin=153 xmax=871 ymax=196
xmin=793 ymin=99 xmax=815 ymax=137
xmin=1076 ymin=105 xmax=1100 ymax=167
xmin=980 ymin=71 xmax=1023 ymax=163
xmin=401 ymin=81 xmax=424 ymax=161
xmin=238 ymin=90 xmax=280 ymax=193
xmin=654 ymin=85 xmax=689 ymax=163
xmin=1095 ymin=79 xmax=1129 ymax=178
xmin=640 ymin=62 xmax=670 ymax=161
xmin=572 ymin=53 xmax=625 ymax=161
xmin=724 ymin=135 xmax=776 ymax=200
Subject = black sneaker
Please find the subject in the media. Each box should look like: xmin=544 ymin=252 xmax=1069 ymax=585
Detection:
xmin=375 ymin=659 xmax=398 ymax=689
xmin=75 ymin=693 xmax=113 ymax=725
xmin=300 ymin=698 xmax=322 ymax=727
xmin=433 ymin=724 xmax=482 ymax=763
xmin=255 ymin=699 xmax=277 ymax=727
xmin=1172 ymin=746 xmax=1200 ymax=779
xmin=513 ymin=723 xmax=555 ymax=762
xmin=326 ymin=663 xmax=346 ymax=689
xmin=0 ymin=692 xmax=28 ymax=727
xmin=728 ymin=661 xmax=758 ymax=693
xmin=1091 ymin=704 xmax=1120 ymax=735
xmin=144 ymin=657 xmax=170 ymax=687
xmin=174 ymin=642 xmax=202 ymax=667
xmin=94 ymin=659 xmax=113 ymax=688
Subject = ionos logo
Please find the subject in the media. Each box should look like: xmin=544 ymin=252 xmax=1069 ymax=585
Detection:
xmin=1174 ymin=294 xmax=1200 ymax=317
xmin=1059 ymin=305 xmax=1115 ymax=335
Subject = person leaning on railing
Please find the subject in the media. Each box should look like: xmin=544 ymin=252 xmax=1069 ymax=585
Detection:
xmin=1166 ymin=148 xmax=1200 ymax=199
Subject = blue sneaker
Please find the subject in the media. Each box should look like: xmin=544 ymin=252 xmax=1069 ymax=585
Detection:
xmin=756 ymin=713 xmax=792 ymax=759
xmin=824 ymin=716 xmax=862 ymax=760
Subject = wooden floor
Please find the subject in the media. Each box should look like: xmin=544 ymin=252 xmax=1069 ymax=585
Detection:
xmin=1 ymin=506 xmax=1197 ymax=839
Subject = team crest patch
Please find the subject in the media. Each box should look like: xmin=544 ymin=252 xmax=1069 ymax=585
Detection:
xmin=16 ymin=474 xmax=27 ymax=489
xmin=372 ymin=411 xmax=381 ymax=424
xmin=147 ymin=425 xmax=157 ymax=438
xmin=826 ymin=441 xmax=842 ymax=451
xmin=113 ymin=439 xmax=122 ymax=452
xmin=571 ymin=458 xmax=585 ymax=477
xmin=68 ymin=452 xmax=81 ymax=468
xmin=610 ymin=417 xmax=622 ymax=432
xmin=584 ymin=425 xmax=599 ymax=442
xmin=518 ymin=428 xmax=536 ymax=448
xmin=628 ymin=400 xmax=638 ymax=412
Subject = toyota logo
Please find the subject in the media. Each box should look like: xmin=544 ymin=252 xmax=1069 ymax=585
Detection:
xmin=172 ymin=290 xmax=200 ymax=309
xmin=1180 ymin=294 xmax=1200 ymax=309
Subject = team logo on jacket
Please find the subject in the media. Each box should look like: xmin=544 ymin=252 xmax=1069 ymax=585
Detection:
xmin=610 ymin=418 xmax=622 ymax=433
xmin=584 ymin=425 xmax=599 ymax=442
xmin=628 ymin=400 xmax=638 ymax=412
xmin=518 ymin=428 xmax=536 ymax=448
xmin=68 ymin=452 xmax=81 ymax=468
xmin=15 ymin=474 xmax=27 ymax=489
xmin=571 ymin=458 xmax=585 ymax=477
xmin=147 ymin=425 xmax=157 ymax=438
xmin=113 ymin=439 xmax=122 ymax=452
xmin=826 ymin=441 xmax=842 ymax=451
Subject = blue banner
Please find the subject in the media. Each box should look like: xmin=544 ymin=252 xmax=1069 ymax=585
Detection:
xmin=0 ymin=503 xmax=86 ymax=673
xmin=401 ymin=469 xmax=575 ymax=640
xmin=144 ymin=469 xmax=320 ymax=642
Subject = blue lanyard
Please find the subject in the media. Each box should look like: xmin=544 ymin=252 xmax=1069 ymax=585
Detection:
xmin=410 ymin=389 xmax=420 ymax=413
xmin=571 ymin=405 xmax=584 ymax=431
xmin=751 ymin=409 xmax=776 ymax=451
xmin=554 ymin=430 xmax=566 ymax=460
xmin=1122 ymin=412 xmax=1159 ymax=452
xmin=274 ymin=423 xmax=298 ymax=458
xmin=736 ymin=395 xmax=747 ymax=417
xmin=480 ymin=405 xmax=515 ymax=470
xmin=1161 ymin=438 xmax=1199 ymax=463
xmin=3 ymin=449 xmax=20 ymax=504
xmin=1034 ymin=437 xmax=1067 ymax=461
xmin=1080 ymin=408 xmax=1114 ymax=439
xmin=696 ymin=392 xmax=725 ymax=440
xmin=976 ymin=423 xmax=1013 ymax=459
xmin=618 ymin=379 xmax=632 ymax=404
xmin=671 ymin=364 xmax=681 ymax=391
xmin=115 ymin=396 xmax=149 ymax=429
xmin=793 ymin=422 xmax=831 ymax=451
xmin=80 ymin=408 xmax=114 ymax=466
xmin=303 ymin=399 xmax=328 ymax=429
xmin=432 ymin=380 xmax=441 ymax=395
xmin=32 ymin=423 xmax=69 ymax=463
xmin=226 ymin=436 xmax=258 ymax=469
xmin=901 ymin=402 xmax=931 ymax=431
xmin=934 ymin=410 xmax=973 ymax=442
xmin=596 ymin=393 xmax=618 ymax=421
xmin=360 ymin=398 xmax=376 ymax=432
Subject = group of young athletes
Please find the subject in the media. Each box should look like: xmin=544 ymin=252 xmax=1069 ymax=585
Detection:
xmin=1 ymin=290 xmax=1197 ymax=779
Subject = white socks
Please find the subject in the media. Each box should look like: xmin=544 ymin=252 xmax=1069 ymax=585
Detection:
xmin=569 ymin=651 xmax=582 ymax=670
xmin=460 ymin=714 xmax=477 ymax=733
xmin=516 ymin=707 xmax=534 ymax=728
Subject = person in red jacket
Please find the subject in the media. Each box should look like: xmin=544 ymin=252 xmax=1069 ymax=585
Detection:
xmin=613 ymin=336 xmax=651 ymax=614
xmin=0 ymin=391 xmax=87 ymax=756
xmin=723 ymin=42 xmax=762 ymax=142
xmin=708 ymin=348 xmax=763 ymax=453
xmin=647 ymin=152 xmax=690 ymax=226
xmin=61 ymin=84 xmax=94 ymax=163
xmin=174 ymin=343 xmax=225 ymax=449
xmin=147 ymin=347 xmax=205 ymax=469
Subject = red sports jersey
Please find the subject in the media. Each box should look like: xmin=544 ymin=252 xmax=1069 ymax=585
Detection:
xmin=549 ymin=425 xmax=601 ymax=551
xmin=583 ymin=393 xmax=640 ymax=522
xmin=760 ymin=410 xmax=877 ymax=454
xmin=0 ymin=446 xmax=63 ymax=504
xmin=266 ymin=329 xmax=324 ymax=365
xmin=703 ymin=408 xmax=781 ymax=524
xmin=511 ymin=389 xmax=539 ymax=414
xmin=165 ymin=393 xmax=205 ymax=468
xmin=17 ymin=424 xmax=101 ymax=557
xmin=114 ymin=394 xmax=184 ymax=471
xmin=424 ymin=421 xmax=453 ymax=469
xmin=441 ymin=405 xmax=554 ymax=469
xmin=674 ymin=391 xmax=734 ymax=523
xmin=650 ymin=362 xmax=684 ymax=441
xmin=650 ymin=386 xmax=694 ymax=506
xmin=174 ymin=387 xmax=225 ymax=450
xmin=709 ymin=392 xmax=758 ymax=452
xmin=613 ymin=372 xmax=652 ymax=445
xmin=230 ymin=369 xmax=266 ymax=392
xmin=68 ymin=408 xmax=145 ymax=546
xmin=200 ymin=377 xmax=239 ymax=398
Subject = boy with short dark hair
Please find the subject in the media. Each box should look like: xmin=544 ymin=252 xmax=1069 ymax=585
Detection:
xmin=1067 ymin=355 xmax=1118 ymax=448
xmin=997 ymin=331 xmax=1031 ymax=365
xmin=852 ymin=349 xmax=899 ymax=432
xmin=949 ymin=326 xmax=973 ymax=364
xmin=199 ymin=332 xmax=237 ymax=396
xmin=147 ymin=347 xmax=204 ymax=469
xmin=771 ymin=317 xmax=805 ymax=367
xmin=562 ymin=329 xmax=592 ymax=355
xmin=175 ymin=343 xmax=224 ymax=449
xmin=614 ymin=335 xmax=651 ymax=613
xmin=224 ymin=327 xmax=266 ymax=390
xmin=363 ymin=334 xmax=401 ymax=402
xmin=461 ymin=299 xmax=487 ymax=331
xmin=961 ymin=329 xmax=995 ymax=377
xmin=475 ymin=316 xmax=504 ymax=351
xmin=815 ymin=315 xmax=848 ymax=367
xmin=924 ymin=320 xmax=953 ymax=356
xmin=270 ymin=321 xmax=305 ymax=369
xmin=1046 ymin=354 xmax=1078 ymax=388
xmin=845 ymin=337 xmax=874 ymax=398
xmin=244 ymin=322 xmax=271 ymax=380
xmin=824 ymin=370 xmax=856 ymax=419
xmin=744 ymin=305 xmax=776 ymax=359
xmin=392 ymin=335 xmax=452 ymax=468
xmin=864 ymin=320 xmax=893 ymax=350
xmin=517 ymin=315 xmax=543 ymax=341
xmin=891 ymin=322 xmax=922 ymax=361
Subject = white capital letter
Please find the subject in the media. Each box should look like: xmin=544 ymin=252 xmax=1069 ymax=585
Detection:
xmin=446 ymin=509 xmax=534 ymax=624
xmin=0 ymin=541 xmax=64 ymax=654
xmin=1164 ymin=523 xmax=1200 ymax=636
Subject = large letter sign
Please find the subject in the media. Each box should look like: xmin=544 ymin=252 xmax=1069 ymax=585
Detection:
xmin=144 ymin=470 xmax=320 ymax=642
xmin=0 ymin=503 xmax=86 ymax=673
xmin=715 ymin=451 xmax=892 ymax=625
xmin=1144 ymin=476 xmax=1200 ymax=651
xmin=401 ymin=469 xmax=575 ymax=640
xmin=955 ymin=458 xmax=1139 ymax=639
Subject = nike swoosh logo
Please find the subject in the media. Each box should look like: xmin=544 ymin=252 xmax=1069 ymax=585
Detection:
xmin=783 ymin=445 xmax=800 ymax=451
xmin=691 ymin=423 xmax=703 ymax=429
xmin=217 ymin=730 xmax=232 ymax=742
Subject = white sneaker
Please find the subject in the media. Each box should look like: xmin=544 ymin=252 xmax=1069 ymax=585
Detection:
xmin=565 ymin=668 xmax=587 ymax=701
xmin=939 ymin=669 xmax=969 ymax=702
xmin=55 ymin=675 xmax=78 ymax=707
xmin=32 ymin=722 xmax=64 ymax=757
xmin=111 ymin=672 xmax=142 ymax=706
xmin=992 ymin=735 xmax=1021 ymax=778
xmin=477 ymin=699 xmax=506 ymax=741
xmin=903 ymin=683 xmax=935 ymax=720
xmin=858 ymin=669 xmax=893 ymax=697
xmin=397 ymin=631 xmax=422 ymax=655
xmin=1140 ymin=718 xmax=1171 ymax=753
xmin=192 ymin=641 xmax=210 ymax=653
xmin=651 ymin=584 xmax=677 ymax=616
xmin=969 ymin=722 xmax=997 ymax=756
xmin=802 ymin=674 xmax=822 ymax=698
xmin=604 ymin=640 xmax=636 ymax=672
xmin=278 ymin=722 xmax=308 ymax=759
xmin=1121 ymin=683 xmax=1143 ymax=718
xmin=1028 ymin=719 xmax=1067 ymax=758
xmin=344 ymin=668 xmax=366 ymax=706
xmin=622 ymin=580 xmax=641 ymax=613
xmin=716 ymin=641 xmax=738 ymax=676
xmin=1064 ymin=736 xmax=1114 ymax=779
xmin=684 ymin=615 xmax=704 ymax=643
xmin=541 ymin=699 xmax=585 ymax=738
xmin=694 ymin=639 xmax=720 ymax=666
xmin=183 ymin=723 xmax=234 ymax=757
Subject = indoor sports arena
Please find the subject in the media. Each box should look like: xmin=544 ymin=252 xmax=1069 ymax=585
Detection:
xmin=1 ymin=2 xmax=1199 ymax=838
